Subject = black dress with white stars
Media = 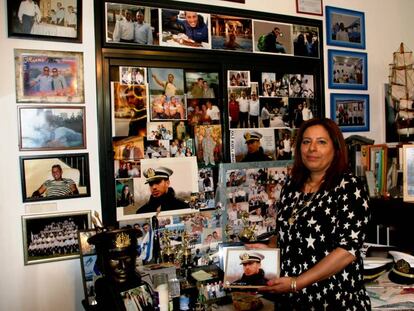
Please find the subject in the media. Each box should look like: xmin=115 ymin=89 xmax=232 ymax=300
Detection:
xmin=274 ymin=172 xmax=371 ymax=311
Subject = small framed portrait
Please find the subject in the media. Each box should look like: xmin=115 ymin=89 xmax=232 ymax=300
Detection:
xmin=78 ymin=229 xmax=97 ymax=256
xmin=296 ymin=0 xmax=323 ymax=16
xmin=121 ymin=284 xmax=154 ymax=310
xmin=326 ymin=6 xmax=366 ymax=49
xmin=223 ymin=248 xmax=280 ymax=288
xmin=20 ymin=153 xmax=91 ymax=202
xmin=105 ymin=3 xmax=159 ymax=45
xmin=22 ymin=210 xmax=91 ymax=265
xmin=403 ymin=145 xmax=414 ymax=202
xmin=14 ymin=49 xmax=84 ymax=103
xmin=7 ymin=0 xmax=82 ymax=43
xmin=328 ymin=49 xmax=368 ymax=90
xmin=160 ymin=9 xmax=211 ymax=49
xmin=330 ymin=93 xmax=369 ymax=132
xmin=210 ymin=15 xmax=252 ymax=52
xmin=18 ymin=106 xmax=86 ymax=151
xmin=253 ymin=20 xmax=293 ymax=55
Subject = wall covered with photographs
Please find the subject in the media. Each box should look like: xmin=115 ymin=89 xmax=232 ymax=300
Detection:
xmin=94 ymin=0 xmax=324 ymax=266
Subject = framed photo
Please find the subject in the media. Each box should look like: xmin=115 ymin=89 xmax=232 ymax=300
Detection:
xmin=121 ymin=284 xmax=155 ymax=310
xmin=14 ymin=49 xmax=84 ymax=103
xmin=7 ymin=0 xmax=82 ymax=43
xmin=223 ymin=248 xmax=280 ymax=288
xmin=105 ymin=3 xmax=159 ymax=45
xmin=218 ymin=161 xmax=292 ymax=242
xmin=296 ymin=0 xmax=323 ymax=16
xmin=403 ymin=145 xmax=414 ymax=202
xmin=330 ymin=93 xmax=369 ymax=132
xmin=218 ymin=242 xmax=244 ymax=270
xmin=118 ymin=156 xmax=198 ymax=220
xmin=253 ymin=20 xmax=293 ymax=55
xmin=210 ymin=15 xmax=252 ymax=52
xmin=328 ymin=49 xmax=367 ymax=90
xmin=18 ymin=106 xmax=86 ymax=151
xmin=160 ymin=10 xmax=211 ymax=49
xmin=326 ymin=6 xmax=365 ymax=49
xmin=20 ymin=153 xmax=91 ymax=202
xmin=78 ymin=229 xmax=100 ymax=306
xmin=22 ymin=210 xmax=91 ymax=265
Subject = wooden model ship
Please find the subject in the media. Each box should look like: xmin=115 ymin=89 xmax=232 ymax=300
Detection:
xmin=389 ymin=43 xmax=414 ymax=139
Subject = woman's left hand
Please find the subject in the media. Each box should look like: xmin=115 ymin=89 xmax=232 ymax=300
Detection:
xmin=258 ymin=277 xmax=293 ymax=293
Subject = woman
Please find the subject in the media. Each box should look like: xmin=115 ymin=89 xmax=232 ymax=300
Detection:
xmin=253 ymin=118 xmax=371 ymax=310
xmin=118 ymin=185 xmax=134 ymax=207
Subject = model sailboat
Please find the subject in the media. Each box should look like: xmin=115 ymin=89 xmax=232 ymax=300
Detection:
xmin=389 ymin=42 xmax=414 ymax=139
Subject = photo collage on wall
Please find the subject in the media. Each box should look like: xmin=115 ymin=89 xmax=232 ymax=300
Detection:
xmin=111 ymin=66 xmax=223 ymax=220
xmin=112 ymin=64 xmax=224 ymax=265
xmin=104 ymin=3 xmax=320 ymax=59
xmin=218 ymin=161 xmax=292 ymax=243
xmin=227 ymin=69 xmax=317 ymax=163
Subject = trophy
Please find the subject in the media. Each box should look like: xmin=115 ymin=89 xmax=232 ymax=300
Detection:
xmin=161 ymin=230 xmax=176 ymax=263
xmin=180 ymin=231 xmax=192 ymax=268
xmin=238 ymin=211 xmax=256 ymax=242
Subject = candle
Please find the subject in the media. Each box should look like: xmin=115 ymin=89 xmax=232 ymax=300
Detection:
xmin=156 ymin=283 xmax=169 ymax=311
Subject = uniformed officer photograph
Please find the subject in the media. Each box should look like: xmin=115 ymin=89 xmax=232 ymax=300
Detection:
xmin=224 ymin=249 xmax=279 ymax=288
xmin=231 ymin=128 xmax=277 ymax=163
xmin=124 ymin=156 xmax=198 ymax=218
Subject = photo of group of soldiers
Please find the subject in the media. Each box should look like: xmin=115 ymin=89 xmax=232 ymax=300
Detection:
xmin=26 ymin=216 xmax=88 ymax=259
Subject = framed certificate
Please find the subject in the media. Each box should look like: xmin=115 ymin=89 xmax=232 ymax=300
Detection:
xmin=296 ymin=0 xmax=323 ymax=16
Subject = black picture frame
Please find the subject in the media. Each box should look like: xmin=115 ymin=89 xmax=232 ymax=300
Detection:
xmin=20 ymin=153 xmax=91 ymax=203
xmin=7 ymin=0 xmax=82 ymax=43
xmin=22 ymin=210 xmax=91 ymax=265
xmin=94 ymin=0 xmax=324 ymax=225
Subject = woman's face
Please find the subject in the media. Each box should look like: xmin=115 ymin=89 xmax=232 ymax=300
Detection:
xmin=300 ymin=125 xmax=334 ymax=175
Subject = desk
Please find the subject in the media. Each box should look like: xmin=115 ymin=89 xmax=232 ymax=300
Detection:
xmin=366 ymin=273 xmax=414 ymax=309
xmin=31 ymin=23 xmax=76 ymax=37
xmin=214 ymin=298 xmax=274 ymax=310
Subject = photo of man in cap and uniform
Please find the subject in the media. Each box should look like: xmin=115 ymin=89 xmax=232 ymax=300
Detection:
xmin=136 ymin=166 xmax=190 ymax=214
xmin=241 ymin=131 xmax=273 ymax=162
xmin=231 ymin=251 xmax=269 ymax=286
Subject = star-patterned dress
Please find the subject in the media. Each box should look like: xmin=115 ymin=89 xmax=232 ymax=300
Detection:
xmin=275 ymin=172 xmax=371 ymax=310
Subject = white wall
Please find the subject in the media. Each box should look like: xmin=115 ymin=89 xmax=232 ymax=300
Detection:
xmin=0 ymin=0 xmax=413 ymax=310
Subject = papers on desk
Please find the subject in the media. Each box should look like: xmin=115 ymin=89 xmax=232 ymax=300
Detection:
xmin=366 ymin=273 xmax=414 ymax=310
xmin=191 ymin=270 xmax=213 ymax=281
